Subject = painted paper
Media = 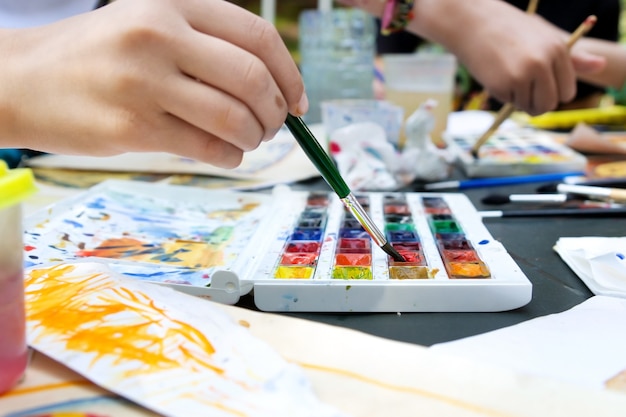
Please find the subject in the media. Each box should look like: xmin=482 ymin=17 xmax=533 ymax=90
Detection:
xmin=23 ymin=181 xmax=273 ymax=287
xmin=24 ymin=262 xmax=347 ymax=417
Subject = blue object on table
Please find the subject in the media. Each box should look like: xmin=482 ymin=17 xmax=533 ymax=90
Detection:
xmin=0 ymin=149 xmax=26 ymax=169
xmin=424 ymin=171 xmax=586 ymax=190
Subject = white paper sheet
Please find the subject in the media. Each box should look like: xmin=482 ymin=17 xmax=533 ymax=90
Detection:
xmin=445 ymin=110 xmax=518 ymax=136
xmin=431 ymin=296 xmax=626 ymax=391
xmin=25 ymin=124 xmax=326 ymax=186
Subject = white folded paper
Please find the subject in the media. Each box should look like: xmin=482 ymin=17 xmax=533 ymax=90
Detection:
xmin=554 ymin=236 xmax=626 ymax=297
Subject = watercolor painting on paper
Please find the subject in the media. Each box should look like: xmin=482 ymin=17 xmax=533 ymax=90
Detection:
xmin=23 ymin=180 xmax=274 ymax=287
xmin=24 ymin=262 xmax=346 ymax=417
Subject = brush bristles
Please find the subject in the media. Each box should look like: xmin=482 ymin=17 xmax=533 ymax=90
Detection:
xmin=382 ymin=243 xmax=406 ymax=262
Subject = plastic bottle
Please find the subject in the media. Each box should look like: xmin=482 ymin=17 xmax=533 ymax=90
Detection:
xmin=0 ymin=160 xmax=37 ymax=395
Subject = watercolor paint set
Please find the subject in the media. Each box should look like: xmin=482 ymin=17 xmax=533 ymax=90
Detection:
xmin=445 ymin=129 xmax=587 ymax=178
xmin=23 ymin=180 xmax=531 ymax=312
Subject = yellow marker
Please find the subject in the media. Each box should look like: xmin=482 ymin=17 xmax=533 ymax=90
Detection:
xmin=528 ymin=105 xmax=626 ymax=130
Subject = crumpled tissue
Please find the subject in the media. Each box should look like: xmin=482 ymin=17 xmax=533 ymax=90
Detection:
xmin=554 ymin=236 xmax=626 ymax=298
xmin=328 ymin=101 xmax=454 ymax=190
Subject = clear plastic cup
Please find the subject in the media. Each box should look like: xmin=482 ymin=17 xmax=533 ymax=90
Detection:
xmin=321 ymin=99 xmax=405 ymax=146
xmin=382 ymin=53 xmax=457 ymax=146
xmin=0 ymin=160 xmax=36 ymax=394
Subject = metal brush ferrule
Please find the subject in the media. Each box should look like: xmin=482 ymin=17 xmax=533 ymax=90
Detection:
xmin=341 ymin=193 xmax=386 ymax=247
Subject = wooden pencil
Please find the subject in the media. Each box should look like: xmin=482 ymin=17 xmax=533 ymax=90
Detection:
xmin=470 ymin=15 xmax=597 ymax=159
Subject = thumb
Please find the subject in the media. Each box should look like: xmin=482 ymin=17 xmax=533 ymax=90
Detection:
xmin=571 ymin=50 xmax=607 ymax=75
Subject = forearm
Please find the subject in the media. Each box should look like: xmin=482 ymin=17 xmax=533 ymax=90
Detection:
xmin=406 ymin=0 xmax=493 ymax=54
xmin=0 ymin=29 xmax=26 ymax=148
xmin=342 ymin=0 xmax=503 ymax=55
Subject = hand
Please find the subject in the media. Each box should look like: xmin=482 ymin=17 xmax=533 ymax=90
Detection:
xmin=451 ymin=8 xmax=577 ymax=115
xmin=340 ymin=0 xmax=594 ymax=115
xmin=0 ymin=0 xmax=307 ymax=168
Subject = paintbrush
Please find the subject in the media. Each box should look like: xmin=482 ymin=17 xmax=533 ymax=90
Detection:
xmin=526 ymin=0 xmax=539 ymax=15
xmin=481 ymin=193 xmax=624 ymax=209
xmin=284 ymin=114 xmax=406 ymax=262
xmin=536 ymin=179 xmax=626 ymax=193
xmin=470 ymin=15 xmax=597 ymax=159
xmin=556 ymin=183 xmax=626 ymax=203
xmin=481 ymin=193 xmax=574 ymax=205
xmin=480 ymin=207 xmax=626 ymax=218
xmin=469 ymin=102 xmax=516 ymax=159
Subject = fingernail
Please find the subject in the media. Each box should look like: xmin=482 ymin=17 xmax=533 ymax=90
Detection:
xmin=295 ymin=92 xmax=309 ymax=116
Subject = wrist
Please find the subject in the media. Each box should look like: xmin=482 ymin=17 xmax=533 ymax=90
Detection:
xmin=406 ymin=0 xmax=490 ymax=52
xmin=380 ymin=0 xmax=415 ymax=35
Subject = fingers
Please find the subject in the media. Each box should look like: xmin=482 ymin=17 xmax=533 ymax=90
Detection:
xmin=180 ymin=0 xmax=306 ymax=116
xmin=525 ymin=62 xmax=558 ymax=116
xmin=156 ymin=72 xmax=266 ymax=153
xmin=152 ymin=113 xmax=245 ymax=169
xmin=490 ymin=46 xmax=576 ymax=116
xmin=511 ymin=73 xmax=533 ymax=115
xmin=571 ymin=50 xmax=607 ymax=75
xmin=172 ymin=31 xmax=283 ymax=142
xmin=551 ymin=49 xmax=577 ymax=106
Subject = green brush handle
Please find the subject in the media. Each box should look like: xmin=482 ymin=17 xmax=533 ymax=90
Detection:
xmin=284 ymin=114 xmax=351 ymax=198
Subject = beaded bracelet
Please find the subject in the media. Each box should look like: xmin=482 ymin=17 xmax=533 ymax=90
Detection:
xmin=380 ymin=0 xmax=415 ymax=35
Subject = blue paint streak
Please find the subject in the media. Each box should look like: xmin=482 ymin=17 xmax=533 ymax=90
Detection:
xmin=85 ymin=197 xmax=107 ymax=209
xmin=131 ymin=216 xmax=171 ymax=224
xmin=62 ymin=219 xmax=83 ymax=228
xmin=136 ymin=227 xmax=180 ymax=239
xmin=6 ymin=395 xmax=130 ymax=417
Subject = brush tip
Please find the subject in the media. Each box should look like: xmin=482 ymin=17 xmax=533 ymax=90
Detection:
xmin=382 ymin=243 xmax=406 ymax=262
xmin=536 ymin=183 xmax=559 ymax=193
xmin=481 ymin=194 xmax=512 ymax=205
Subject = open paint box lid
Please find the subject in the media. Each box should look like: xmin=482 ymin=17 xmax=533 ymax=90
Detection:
xmin=23 ymin=180 xmax=531 ymax=312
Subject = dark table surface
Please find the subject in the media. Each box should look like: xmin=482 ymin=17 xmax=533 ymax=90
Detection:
xmin=235 ymin=170 xmax=623 ymax=347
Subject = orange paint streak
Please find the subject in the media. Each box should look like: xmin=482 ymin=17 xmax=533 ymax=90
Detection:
xmin=1 ymin=380 xmax=93 ymax=397
xmin=75 ymin=237 xmax=223 ymax=268
xmin=207 ymin=202 xmax=260 ymax=222
xmin=297 ymin=362 xmax=517 ymax=417
xmin=25 ymin=265 xmax=223 ymax=378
